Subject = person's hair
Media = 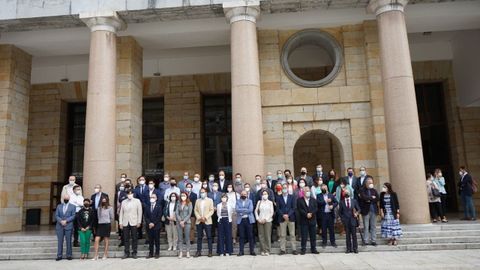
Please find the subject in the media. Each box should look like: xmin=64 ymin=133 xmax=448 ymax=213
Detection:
xmin=328 ymin=169 xmax=336 ymax=179
xmin=186 ymin=182 xmax=193 ymax=188
xmin=365 ymin=176 xmax=374 ymax=187
xmin=73 ymin=185 xmax=81 ymax=190
xmin=284 ymin=169 xmax=291 ymax=174
xmin=219 ymin=170 xmax=225 ymax=175
xmin=313 ymin=177 xmax=321 ymax=187
xmin=101 ymin=196 xmax=110 ymax=208
xmin=169 ymin=192 xmax=178 ymax=201
xmin=83 ymin=198 xmax=91 ymax=203
xmin=434 ymin=168 xmax=442 ymax=175
xmin=460 ymin=166 xmax=466 ymax=171
xmin=148 ymin=179 xmax=155 ymax=185
xmin=277 ymin=170 xmax=283 ymax=174
xmin=298 ymin=178 xmax=306 ymax=185
xmin=200 ymin=188 xmax=207 ymax=194
xmin=125 ymin=178 xmax=132 ymax=183
xmin=126 ymin=189 xmax=134 ymax=195
xmin=137 ymin=175 xmax=146 ymax=182
xmin=340 ymin=178 xmax=347 ymax=185
xmin=226 ymin=184 xmax=233 ymax=190
xmin=180 ymin=192 xmax=191 ymax=204
xmin=244 ymin=183 xmax=251 ymax=188
xmin=383 ymin=182 xmax=393 ymax=194
xmin=235 ymin=173 xmax=242 ymax=177
xmin=426 ymin=173 xmax=433 ymax=179
xmin=221 ymin=193 xmax=228 ymax=200
xmin=255 ymin=174 xmax=261 ymax=178
xmin=170 ymin=177 xmax=176 ymax=181
xmin=261 ymin=190 xmax=269 ymax=197
xmin=347 ymin=167 xmax=353 ymax=172
xmin=201 ymin=180 xmax=210 ymax=192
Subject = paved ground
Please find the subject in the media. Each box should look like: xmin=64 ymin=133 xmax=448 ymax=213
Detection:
xmin=2 ymin=250 xmax=479 ymax=270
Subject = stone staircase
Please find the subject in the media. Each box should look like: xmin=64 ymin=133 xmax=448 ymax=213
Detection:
xmin=0 ymin=222 xmax=479 ymax=260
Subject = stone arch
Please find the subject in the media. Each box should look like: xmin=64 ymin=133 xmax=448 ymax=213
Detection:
xmin=283 ymin=120 xmax=353 ymax=175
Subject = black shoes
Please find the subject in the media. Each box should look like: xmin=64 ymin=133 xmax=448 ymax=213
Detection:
xmin=354 ymin=249 xmax=358 ymax=254
xmin=155 ymin=254 xmax=160 ymax=259
xmin=300 ymin=250 xmax=306 ymax=255
xmin=132 ymin=253 xmax=138 ymax=259
xmin=312 ymin=250 xmax=319 ymax=254
xmin=371 ymin=242 xmax=377 ymax=246
xmin=332 ymin=243 xmax=338 ymax=248
xmin=55 ymin=257 xmax=62 ymax=261
xmin=208 ymin=252 xmax=213 ymax=257
xmin=237 ymin=252 xmax=244 ymax=256
xmin=195 ymin=251 xmax=202 ymax=257
xmin=279 ymin=250 xmax=286 ymax=255
xmin=146 ymin=254 xmax=153 ymax=259
xmin=345 ymin=250 xmax=351 ymax=254
xmin=122 ymin=253 xmax=130 ymax=259
xmin=250 ymin=252 xmax=256 ymax=256
xmin=66 ymin=257 xmax=72 ymax=260
xmin=292 ymin=250 xmax=298 ymax=255
xmin=73 ymin=242 xmax=79 ymax=247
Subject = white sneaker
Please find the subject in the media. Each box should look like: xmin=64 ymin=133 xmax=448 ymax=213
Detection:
xmin=168 ymin=246 xmax=172 ymax=251
xmin=173 ymin=246 xmax=177 ymax=251
xmin=226 ymin=253 xmax=230 ymax=256
xmin=261 ymin=252 xmax=265 ymax=256
xmin=178 ymin=251 xmax=183 ymax=259
xmin=265 ymin=252 xmax=269 ymax=256
xmin=186 ymin=252 xmax=190 ymax=258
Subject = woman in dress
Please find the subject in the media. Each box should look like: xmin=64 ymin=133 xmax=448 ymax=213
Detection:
xmin=92 ymin=196 xmax=114 ymax=260
xmin=380 ymin=182 xmax=402 ymax=246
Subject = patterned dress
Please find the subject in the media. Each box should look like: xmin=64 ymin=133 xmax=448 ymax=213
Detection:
xmin=381 ymin=194 xmax=403 ymax=239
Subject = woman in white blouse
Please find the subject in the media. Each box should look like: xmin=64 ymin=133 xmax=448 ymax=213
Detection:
xmin=254 ymin=190 xmax=274 ymax=256
xmin=216 ymin=194 xmax=234 ymax=256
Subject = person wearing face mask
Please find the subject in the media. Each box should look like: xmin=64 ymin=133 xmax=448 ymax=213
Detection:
xmin=119 ymin=190 xmax=143 ymax=259
xmin=236 ymin=190 xmax=256 ymax=256
xmin=92 ymin=196 xmax=114 ymax=260
xmin=276 ymin=184 xmax=297 ymax=255
xmin=178 ymin=171 xmax=193 ymax=192
xmin=338 ymin=190 xmax=360 ymax=254
xmin=356 ymin=166 xmax=372 ymax=191
xmin=115 ymin=172 xmax=128 ymax=192
xmin=297 ymin=187 xmax=319 ymax=255
xmin=159 ymin=173 xmax=172 ymax=193
xmin=296 ymin=167 xmax=314 ymax=187
xmin=253 ymin=175 xmax=262 ymax=193
xmin=55 ymin=194 xmax=76 ymax=261
xmin=276 ymin=170 xmax=286 ymax=185
xmin=286 ymin=176 xmax=296 ymax=195
xmin=317 ymin=184 xmax=338 ymax=249
xmin=208 ymin=182 xmax=222 ymax=244
xmin=145 ymin=193 xmax=163 ymax=259
xmin=225 ymin=184 xmax=238 ymax=244
xmin=216 ymin=170 xmax=231 ymax=193
xmin=76 ymin=198 xmax=94 ymax=259
xmin=343 ymin=168 xmax=359 ymax=199
xmin=335 ymin=178 xmax=354 ymax=204
xmin=217 ymin=194 xmax=234 ymax=256
xmin=294 ymin=179 xmax=307 ymax=200
xmin=163 ymin=193 xmax=179 ymax=251
xmin=164 ymin=178 xmax=181 ymax=203
xmin=358 ymin=177 xmax=379 ymax=246
xmin=265 ymin=172 xmax=276 ymax=190
xmin=233 ymin=173 xmax=245 ymax=194
xmin=70 ymin=185 xmax=84 ymax=247
xmin=327 ymin=169 xmax=338 ymax=195
xmin=380 ymin=182 xmax=402 ymax=246
xmin=184 ymin=183 xmax=198 ymax=244
xmin=426 ymin=173 xmax=443 ymax=223
xmin=190 ymin=173 xmax=202 ymax=196
xmin=313 ymin=164 xmax=328 ymax=184
xmin=89 ymin=184 xmax=108 ymax=241
xmin=175 ymin=192 xmax=192 ymax=258
xmin=311 ymin=177 xmax=324 ymax=236
xmin=256 ymin=179 xmax=274 ymax=204
xmin=194 ymin=188 xmax=214 ymax=257
xmin=134 ymin=176 xmax=149 ymax=242
xmin=255 ymin=190 xmax=274 ymax=256
xmin=60 ymin=175 xmax=77 ymax=204
xmin=207 ymin=174 xmax=216 ymax=191
xmin=433 ymin=168 xmax=448 ymax=222
xmin=115 ymin=182 xmax=128 ymax=247
xmin=201 ymin=180 xmax=210 ymax=193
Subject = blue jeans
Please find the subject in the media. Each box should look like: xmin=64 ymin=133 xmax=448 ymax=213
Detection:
xmin=461 ymin=193 xmax=476 ymax=219
xmin=218 ymin=217 xmax=233 ymax=255
xmin=56 ymin=227 xmax=72 ymax=258
xmin=196 ymin=223 xmax=212 ymax=253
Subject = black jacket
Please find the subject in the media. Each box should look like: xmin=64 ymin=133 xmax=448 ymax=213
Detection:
xmin=358 ymin=187 xmax=379 ymax=215
xmin=379 ymin=192 xmax=400 ymax=219
xmin=76 ymin=207 xmax=94 ymax=229
xmin=145 ymin=201 xmax=163 ymax=229
xmin=297 ymin=197 xmax=317 ymax=225
xmin=90 ymin=192 xmax=109 ymax=210
xmin=458 ymin=173 xmax=474 ymax=196
xmin=338 ymin=198 xmax=360 ymax=227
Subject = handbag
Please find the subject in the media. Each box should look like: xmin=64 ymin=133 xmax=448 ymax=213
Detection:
xmin=431 ymin=186 xmax=441 ymax=198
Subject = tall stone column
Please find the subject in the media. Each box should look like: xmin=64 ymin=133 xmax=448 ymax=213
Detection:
xmin=367 ymin=0 xmax=429 ymax=224
xmin=224 ymin=1 xmax=265 ymax=184
xmin=80 ymin=12 xmax=126 ymax=199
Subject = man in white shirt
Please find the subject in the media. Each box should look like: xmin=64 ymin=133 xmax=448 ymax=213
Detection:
xmin=60 ymin=175 xmax=77 ymax=203
xmin=69 ymin=185 xmax=84 ymax=247
xmin=191 ymin=173 xmax=202 ymax=197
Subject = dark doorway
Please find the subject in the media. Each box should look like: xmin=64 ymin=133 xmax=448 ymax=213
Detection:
xmin=142 ymin=98 xmax=164 ymax=181
xmin=415 ymin=82 xmax=457 ymax=211
xmin=202 ymin=95 xmax=232 ymax=179
xmin=65 ymin=102 xmax=86 ymax=186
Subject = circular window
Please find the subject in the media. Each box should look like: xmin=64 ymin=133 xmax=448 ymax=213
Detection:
xmin=281 ymin=29 xmax=343 ymax=88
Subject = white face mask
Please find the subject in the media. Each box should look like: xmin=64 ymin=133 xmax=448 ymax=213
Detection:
xmin=164 ymin=177 xmax=169 ymax=182
xmin=317 ymin=168 xmax=322 ymax=172
xmin=127 ymin=194 xmax=134 ymax=200
xmin=459 ymin=171 xmax=464 ymax=176
xmin=74 ymin=190 xmax=81 ymax=195
xmin=150 ymin=198 xmax=156 ymax=203
xmin=299 ymin=182 xmax=305 ymax=188
xmin=340 ymin=184 xmax=345 ymax=189
xmin=255 ymin=179 xmax=261 ymax=184
xmin=139 ymin=180 xmax=145 ymax=185
xmin=181 ymin=196 xmax=187 ymax=201
xmin=209 ymin=176 xmax=214 ymax=181
xmin=121 ymin=177 xmax=126 ymax=182
xmin=368 ymin=184 xmax=374 ymax=189
xmin=287 ymin=179 xmax=293 ymax=184
xmin=171 ymin=197 xmax=177 ymax=202
xmin=360 ymin=170 xmax=366 ymax=176
xmin=245 ymin=187 xmax=250 ymax=192
xmin=318 ymin=181 xmax=323 ymax=185
xmin=438 ymin=173 xmax=443 ymax=177
xmin=202 ymin=184 xmax=208 ymax=189
xmin=186 ymin=187 xmax=192 ymax=193
xmin=194 ymin=177 xmax=200 ymax=182
xmin=227 ymin=188 xmax=233 ymax=193
xmin=219 ymin=175 xmax=225 ymax=180
xmin=149 ymin=184 xmax=154 ymax=189
xmin=212 ymin=186 xmax=218 ymax=191
xmin=94 ymin=188 xmax=100 ymax=193
xmin=183 ymin=175 xmax=189 ymax=180
xmin=221 ymin=197 xmax=227 ymax=203
xmin=235 ymin=177 xmax=241 ymax=182
xmin=119 ymin=186 xmax=125 ymax=191
xmin=69 ymin=180 xmax=75 ymax=186
xmin=382 ymin=187 xmax=387 ymax=193
xmin=262 ymin=195 xmax=268 ymax=200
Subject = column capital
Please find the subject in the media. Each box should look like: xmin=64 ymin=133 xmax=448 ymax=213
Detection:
xmin=80 ymin=10 xmax=126 ymax=33
xmin=367 ymin=0 xmax=409 ymax=16
xmin=223 ymin=0 xmax=260 ymax=24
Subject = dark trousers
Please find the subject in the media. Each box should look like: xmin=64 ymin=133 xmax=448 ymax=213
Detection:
xmin=56 ymin=227 xmax=72 ymax=258
xmin=440 ymin=194 xmax=447 ymax=217
xmin=321 ymin=213 xmax=335 ymax=244
xmin=196 ymin=223 xmax=212 ymax=253
xmin=344 ymin=222 xmax=358 ymax=252
xmin=212 ymin=212 xmax=218 ymax=238
xmin=73 ymin=220 xmax=79 ymax=244
xmin=123 ymin=225 xmax=138 ymax=255
xmin=148 ymin=226 xmax=160 ymax=255
xmin=238 ymin=218 xmax=255 ymax=254
xmin=300 ymin=222 xmax=317 ymax=252
xmin=429 ymin=202 xmax=443 ymax=219
xmin=138 ymin=207 xmax=145 ymax=239
xmin=218 ymin=217 xmax=233 ymax=255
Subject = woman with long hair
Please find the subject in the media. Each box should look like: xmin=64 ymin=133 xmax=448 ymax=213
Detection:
xmin=380 ymin=182 xmax=402 ymax=246
xmin=92 ymin=196 xmax=114 ymax=260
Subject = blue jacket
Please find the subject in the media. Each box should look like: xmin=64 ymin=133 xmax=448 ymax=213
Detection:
xmin=145 ymin=201 xmax=163 ymax=229
xmin=144 ymin=188 xmax=162 ymax=207
xmin=134 ymin=185 xmax=149 ymax=205
xmin=275 ymin=194 xmax=296 ymax=223
xmin=235 ymin=199 xmax=255 ymax=224
xmin=317 ymin=193 xmax=338 ymax=216
xmin=208 ymin=191 xmax=223 ymax=207
xmin=55 ymin=203 xmax=77 ymax=231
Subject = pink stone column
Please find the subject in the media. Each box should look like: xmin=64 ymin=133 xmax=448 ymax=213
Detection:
xmin=80 ymin=12 xmax=126 ymax=199
xmin=224 ymin=1 xmax=265 ymax=184
xmin=368 ymin=0 xmax=430 ymax=224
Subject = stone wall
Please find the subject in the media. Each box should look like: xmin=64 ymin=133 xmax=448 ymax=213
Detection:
xmin=0 ymin=45 xmax=31 ymax=232
xmin=259 ymin=24 xmax=385 ymax=183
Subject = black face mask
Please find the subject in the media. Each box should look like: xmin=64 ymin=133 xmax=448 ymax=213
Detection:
xmin=84 ymin=204 xmax=90 ymax=208
xmin=64 ymin=199 xmax=69 ymax=204
xmin=322 ymin=189 xmax=327 ymax=194
xmin=171 ymin=183 xmax=176 ymax=187
xmin=301 ymin=171 xmax=306 ymax=175
xmin=240 ymin=196 xmax=247 ymax=200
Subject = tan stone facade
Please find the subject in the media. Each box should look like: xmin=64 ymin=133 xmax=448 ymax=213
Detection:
xmin=5 ymin=26 xmax=479 ymax=228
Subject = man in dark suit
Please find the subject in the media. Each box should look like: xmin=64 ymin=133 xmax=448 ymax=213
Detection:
xmin=134 ymin=176 xmax=149 ymax=241
xmin=208 ymin=182 xmax=222 ymax=241
xmin=55 ymin=194 xmax=77 ymax=261
xmin=297 ymin=187 xmax=319 ymax=255
xmin=276 ymin=184 xmax=297 ymax=255
xmin=265 ymin=172 xmax=278 ymax=191
xmin=339 ymin=190 xmax=360 ymax=253
xmin=216 ymin=170 xmax=232 ymax=193
xmin=458 ymin=166 xmax=476 ymax=220
xmin=312 ymin=164 xmax=328 ymax=184
xmin=343 ymin=167 xmax=359 ymax=199
xmin=358 ymin=177 xmax=379 ymax=246
xmin=145 ymin=193 xmax=163 ymax=259
xmin=317 ymin=184 xmax=338 ymax=248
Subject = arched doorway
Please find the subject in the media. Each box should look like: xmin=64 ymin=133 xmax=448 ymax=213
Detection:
xmin=293 ymin=129 xmax=343 ymax=175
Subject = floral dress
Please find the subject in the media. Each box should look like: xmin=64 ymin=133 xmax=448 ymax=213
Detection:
xmin=381 ymin=194 xmax=403 ymax=239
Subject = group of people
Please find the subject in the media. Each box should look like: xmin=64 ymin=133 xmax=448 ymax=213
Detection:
xmin=54 ymin=165 xmax=411 ymax=260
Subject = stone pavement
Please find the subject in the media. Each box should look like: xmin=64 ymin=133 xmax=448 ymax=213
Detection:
xmin=2 ymin=250 xmax=479 ymax=270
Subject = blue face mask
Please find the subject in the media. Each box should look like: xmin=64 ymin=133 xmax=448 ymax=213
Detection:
xmin=348 ymin=172 xmax=353 ymax=177
xmin=267 ymin=175 xmax=272 ymax=180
